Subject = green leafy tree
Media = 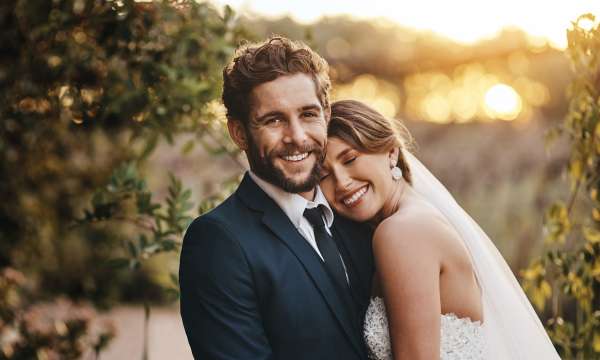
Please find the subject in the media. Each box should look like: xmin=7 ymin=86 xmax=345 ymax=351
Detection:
xmin=0 ymin=0 xmax=246 ymax=305
xmin=522 ymin=14 xmax=600 ymax=358
xmin=2 ymin=0 xmax=249 ymax=357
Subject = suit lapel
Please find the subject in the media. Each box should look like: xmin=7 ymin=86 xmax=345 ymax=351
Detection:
xmin=236 ymin=174 xmax=364 ymax=356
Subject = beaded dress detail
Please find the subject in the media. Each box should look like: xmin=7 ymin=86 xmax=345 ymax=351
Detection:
xmin=363 ymin=297 xmax=485 ymax=360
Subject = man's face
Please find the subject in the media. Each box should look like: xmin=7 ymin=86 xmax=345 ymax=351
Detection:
xmin=241 ymin=73 xmax=328 ymax=196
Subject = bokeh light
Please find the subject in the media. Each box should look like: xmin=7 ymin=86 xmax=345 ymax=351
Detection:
xmin=333 ymin=74 xmax=401 ymax=118
xmin=334 ymin=60 xmax=549 ymax=123
xmin=484 ymin=83 xmax=523 ymax=121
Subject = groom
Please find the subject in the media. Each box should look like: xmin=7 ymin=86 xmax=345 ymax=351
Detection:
xmin=179 ymin=36 xmax=374 ymax=360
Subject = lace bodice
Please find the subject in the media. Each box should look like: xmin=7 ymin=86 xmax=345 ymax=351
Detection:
xmin=363 ymin=297 xmax=485 ymax=360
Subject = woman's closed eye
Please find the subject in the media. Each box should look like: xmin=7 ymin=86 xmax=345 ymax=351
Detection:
xmin=344 ymin=157 xmax=357 ymax=165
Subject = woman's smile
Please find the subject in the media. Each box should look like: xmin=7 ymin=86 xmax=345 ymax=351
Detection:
xmin=340 ymin=184 xmax=369 ymax=207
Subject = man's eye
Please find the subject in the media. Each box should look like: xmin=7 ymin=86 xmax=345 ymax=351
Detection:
xmin=320 ymin=173 xmax=330 ymax=180
xmin=266 ymin=118 xmax=282 ymax=125
xmin=303 ymin=112 xmax=317 ymax=117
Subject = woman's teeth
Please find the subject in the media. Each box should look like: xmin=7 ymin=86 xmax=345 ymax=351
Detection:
xmin=282 ymin=152 xmax=309 ymax=162
xmin=343 ymin=186 xmax=367 ymax=206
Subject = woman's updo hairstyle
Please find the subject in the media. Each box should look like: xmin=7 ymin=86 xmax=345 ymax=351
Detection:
xmin=328 ymin=100 xmax=413 ymax=184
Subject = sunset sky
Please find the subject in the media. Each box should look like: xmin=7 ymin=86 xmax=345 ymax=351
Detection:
xmin=215 ymin=0 xmax=600 ymax=48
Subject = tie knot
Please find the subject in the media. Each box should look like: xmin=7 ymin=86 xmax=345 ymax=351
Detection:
xmin=303 ymin=206 xmax=325 ymax=229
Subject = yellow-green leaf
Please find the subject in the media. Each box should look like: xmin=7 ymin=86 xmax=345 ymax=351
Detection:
xmin=594 ymin=333 xmax=600 ymax=352
xmin=530 ymin=280 xmax=552 ymax=311
xmin=521 ymin=262 xmax=545 ymax=280
xmin=593 ymin=208 xmax=600 ymax=222
xmin=540 ymin=280 xmax=552 ymax=298
xmin=569 ymin=159 xmax=583 ymax=181
xmin=592 ymin=259 xmax=600 ymax=278
xmin=584 ymin=226 xmax=600 ymax=243
xmin=544 ymin=203 xmax=571 ymax=244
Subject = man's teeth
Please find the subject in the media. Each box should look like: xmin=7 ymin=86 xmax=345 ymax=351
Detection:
xmin=282 ymin=152 xmax=309 ymax=162
xmin=343 ymin=186 xmax=367 ymax=206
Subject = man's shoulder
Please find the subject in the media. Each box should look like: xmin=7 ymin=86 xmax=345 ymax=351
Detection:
xmin=189 ymin=190 xmax=253 ymax=231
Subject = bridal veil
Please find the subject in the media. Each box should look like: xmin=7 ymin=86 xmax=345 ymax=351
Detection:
xmin=404 ymin=151 xmax=560 ymax=359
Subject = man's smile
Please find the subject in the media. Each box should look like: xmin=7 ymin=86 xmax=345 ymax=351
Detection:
xmin=281 ymin=152 xmax=309 ymax=162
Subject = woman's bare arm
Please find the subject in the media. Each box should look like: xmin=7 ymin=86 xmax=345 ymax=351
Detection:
xmin=373 ymin=214 xmax=449 ymax=360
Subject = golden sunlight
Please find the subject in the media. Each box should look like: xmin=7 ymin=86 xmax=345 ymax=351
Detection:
xmin=219 ymin=0 xmax=600 ymax=49
xmin=332 ymin=74 xmax=400 ymax=118
xmin=483 ymin=84 xmax=523 ymax=121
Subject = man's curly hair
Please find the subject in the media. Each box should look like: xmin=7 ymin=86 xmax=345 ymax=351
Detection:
xmin=222 ymin=36 xmax=331 ymax=125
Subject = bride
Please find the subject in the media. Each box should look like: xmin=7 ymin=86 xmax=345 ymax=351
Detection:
xmin=319 ymin=100 xmax=560 ymax=359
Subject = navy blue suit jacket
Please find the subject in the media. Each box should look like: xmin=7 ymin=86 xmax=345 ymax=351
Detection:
xmin=179 ymin=174 xmax=374 ymax=359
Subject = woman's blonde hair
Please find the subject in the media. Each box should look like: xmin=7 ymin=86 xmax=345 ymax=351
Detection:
xmin=328 ymin=100 xmax=413 ymax=184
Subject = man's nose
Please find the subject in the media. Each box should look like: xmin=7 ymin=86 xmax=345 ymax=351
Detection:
xmin=282 ymin=117 xmax=308 ymax=145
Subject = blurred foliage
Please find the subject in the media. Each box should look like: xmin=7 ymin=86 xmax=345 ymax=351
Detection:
xmin=0 ymin=267 xmax=114 ymax=359
xmin=80 ymin=163 xmax=192 ymax=274
xmin=521 ymin=14 xmax=600 ymax=358
xmin=0 ymin=0 xmax=246 ymax=307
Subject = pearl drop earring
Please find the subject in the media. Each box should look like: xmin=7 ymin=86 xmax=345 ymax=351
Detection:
xmin=391 ymin=166 xmax=403 ymax=181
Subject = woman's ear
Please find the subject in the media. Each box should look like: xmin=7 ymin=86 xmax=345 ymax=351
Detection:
xmin=388 ymin=147 xmax=400 ymax=168
xmin=227 ymin=119 xmax=248 ymax=151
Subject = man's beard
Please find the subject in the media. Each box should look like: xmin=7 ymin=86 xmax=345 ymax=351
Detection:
xmin=246 ymin=136 xmax=324 ymax=194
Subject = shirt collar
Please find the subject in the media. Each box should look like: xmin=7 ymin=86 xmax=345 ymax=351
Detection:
xmin=249 ymin=171 xmax=334 ymax=229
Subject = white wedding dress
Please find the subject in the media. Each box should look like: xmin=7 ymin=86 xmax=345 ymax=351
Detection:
xmin=360 ymin=152 xmax=560 ymax=360
xmin=363 ymin=297 xmax=485 ymax=360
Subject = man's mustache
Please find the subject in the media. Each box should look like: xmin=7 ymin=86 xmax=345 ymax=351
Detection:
xmin=272 ymin=145 xmax=323 ymax=157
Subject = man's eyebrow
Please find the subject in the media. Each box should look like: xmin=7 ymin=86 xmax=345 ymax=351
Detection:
xmin=299 ymin=104 xmax=322 ymax=112
xmin=254 ymin=104 xmax=321 ymax=123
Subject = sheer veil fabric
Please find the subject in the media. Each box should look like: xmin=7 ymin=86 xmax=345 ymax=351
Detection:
xmin=404 ymin=152 xmax=560 ymax=359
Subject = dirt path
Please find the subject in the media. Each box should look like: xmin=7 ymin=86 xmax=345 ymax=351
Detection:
xmin=100 ymin=306 xmax=192 ymax=360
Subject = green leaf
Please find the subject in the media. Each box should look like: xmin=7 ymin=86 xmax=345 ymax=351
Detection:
xmin=160 ymin=239 xmax=179 ymax=251
xmin=127 ymin=240 xmax=138 ymax=257
xmin=164 ymin=288 xmax=180 ymax=300
xmin=107 ymin=258 xmax=130 ymax=270
xmin=140 ymin=133 xmax=159 ymax=160
xmin=170 ymin=272 xmax=179 ymax=286
xmin=181 ymin=139 xmax=196 ymax=154
xmin=139 ymin=234 xmax=148 ymax=249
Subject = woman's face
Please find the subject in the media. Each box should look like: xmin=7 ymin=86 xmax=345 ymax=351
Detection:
xmin=320 ymin=137 xmax=397 ymax=222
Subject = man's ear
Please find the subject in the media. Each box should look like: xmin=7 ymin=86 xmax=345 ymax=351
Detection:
xmin=227 ymin=119 xmax=249 ymax=151
xmin=388 ymin=147 xmax=400 ymax=167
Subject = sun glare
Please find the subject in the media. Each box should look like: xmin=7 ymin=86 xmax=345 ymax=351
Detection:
xmin=220 ymin=0 xmax=600 ymax=49
xmin=484 ymin=84 xmax=522 ymax=121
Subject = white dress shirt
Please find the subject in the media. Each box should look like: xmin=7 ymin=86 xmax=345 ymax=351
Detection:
xmin=249 ymin=171 xmax=334 ymax=260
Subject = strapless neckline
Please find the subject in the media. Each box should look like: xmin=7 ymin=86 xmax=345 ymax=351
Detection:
xmin=363 ymin=297 xmax=485 ymax=360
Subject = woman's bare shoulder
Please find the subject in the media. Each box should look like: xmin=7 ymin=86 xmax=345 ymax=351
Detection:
xmin=372 ymin=200 xmax=463 ymax=262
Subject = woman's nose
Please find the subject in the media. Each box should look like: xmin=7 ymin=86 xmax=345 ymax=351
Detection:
xmin=335 ymin=173 xmax=353 ymax=190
